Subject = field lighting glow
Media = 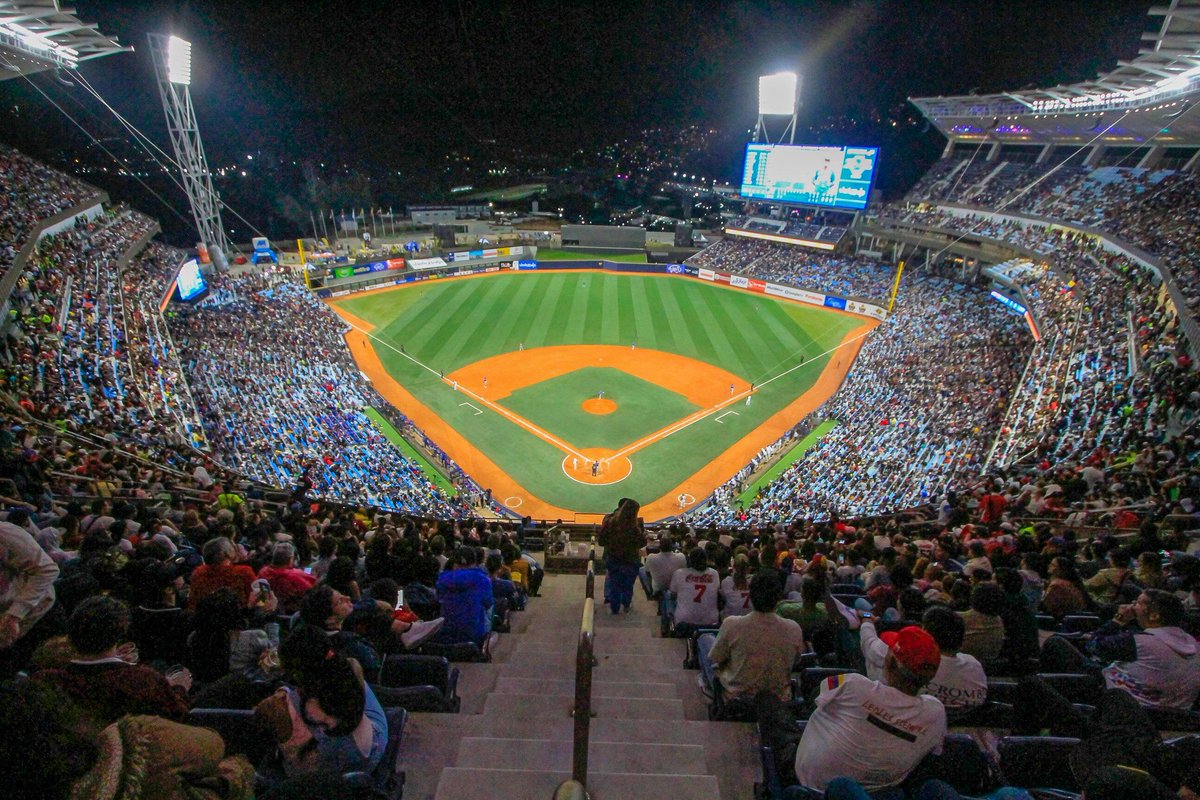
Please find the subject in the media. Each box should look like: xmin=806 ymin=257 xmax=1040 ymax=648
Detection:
xmin=759 ymin=72 xmax=798 ymax=116
xmin=167 ymin=35 xmax=192 ymax=85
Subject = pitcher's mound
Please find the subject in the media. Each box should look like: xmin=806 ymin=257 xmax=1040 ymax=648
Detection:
xmin=581 ymin=397 xmax=617 ymax=415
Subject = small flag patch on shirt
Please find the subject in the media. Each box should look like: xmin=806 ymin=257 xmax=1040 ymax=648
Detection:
xmin=826 ymin=674 xmax=847 ymax=691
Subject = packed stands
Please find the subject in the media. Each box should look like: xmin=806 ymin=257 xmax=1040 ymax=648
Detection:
xmin=0 ymin=144 xmax=100 ymax=278
xmin=168 ymin=273 xmax=475 ymax=518
xmin=688 ymin=237 xmax=894 ymax=301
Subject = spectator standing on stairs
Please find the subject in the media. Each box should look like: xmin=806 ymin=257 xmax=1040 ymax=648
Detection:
xmin=598 ymin=497 xmax=645 ymax=615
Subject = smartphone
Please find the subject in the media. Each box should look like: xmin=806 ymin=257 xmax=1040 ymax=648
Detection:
xmin=303 ymin=566 xmax=313 ymax=575
xmin=861 ymin=612 xmax=873 ymax=619
xmin=396 ymin=589 xmax=405 ymax=609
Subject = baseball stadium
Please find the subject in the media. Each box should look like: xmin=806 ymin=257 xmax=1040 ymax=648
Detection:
xmin=2 ymin=2 xmax=1200 ymax=800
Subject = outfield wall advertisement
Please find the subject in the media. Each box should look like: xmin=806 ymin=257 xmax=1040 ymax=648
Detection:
xmin=318 ymin=259 xmax=887 ymax=320
xmin=696 ymin=266 xmax=886 ymax=320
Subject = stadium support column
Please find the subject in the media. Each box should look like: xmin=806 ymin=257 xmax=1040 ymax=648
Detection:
xmin=147 ymin=33 xmax=234 ymax=272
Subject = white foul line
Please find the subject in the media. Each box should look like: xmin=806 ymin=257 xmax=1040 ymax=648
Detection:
xmin=715 ymin=411 xmax=740 ymax=424
xmin=334 ymin=312 xmax=591 ymax=461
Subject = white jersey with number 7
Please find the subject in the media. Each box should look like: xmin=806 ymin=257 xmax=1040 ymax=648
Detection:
xmin=669 ymin=567 xmax=720 ymax=626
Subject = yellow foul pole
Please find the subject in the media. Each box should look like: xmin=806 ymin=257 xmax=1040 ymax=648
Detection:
xmin=887 ymin=259 xmax=905 ymax=313
xmin=297 ymin=239 xmax=311 ymax=289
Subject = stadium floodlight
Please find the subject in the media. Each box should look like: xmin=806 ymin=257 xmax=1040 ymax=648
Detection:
xmin=167 ymin=35 xmax=192 ymax=85
xmin=758 ymin=72 xmax=799 ymax=116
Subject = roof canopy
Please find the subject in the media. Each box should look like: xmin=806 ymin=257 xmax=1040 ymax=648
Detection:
xmin=0 ymin=1 xmax=128 ymax=80
xmin=911 ymin=1 xmax=1200 ymax=145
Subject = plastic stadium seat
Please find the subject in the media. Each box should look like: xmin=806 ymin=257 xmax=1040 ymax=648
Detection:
xmin=1037 ymin=673 xmax=1100 ymax=704
xmin=343 ymin=706 xmax=407 ymax=799
xmin=829 ymin=584 xmax=864 ymax=596
xmin=904 ymin=733 xmax=993 ymax=795
xmin=185 ymin=708 xmax=276 ymax=766
xmin=379 ymin=654 xmax=461 ymax=712
xmin=997 ymin=736 xmax=1081 ymax=791
xmin=948 ymin=700 xmax=1015 ymax=728
xmin=1060 ymin=615 xmax=1102 ymax=634
xmin=831 ymin=593 xmax=862 ymax=607
xmin=416 ymin=632 xmax=497 ymax=663
xmin=1145 ymin=705 xmax=1200 ymax=732
xmin=1036 ymin=614 xmax=1060 ymax=632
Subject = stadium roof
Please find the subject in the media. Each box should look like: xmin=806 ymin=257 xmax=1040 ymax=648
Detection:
xmin=910 ymin=0 xmax=1200 ymax=145
xmin=0 ymin=1 xmax=129 ymax=79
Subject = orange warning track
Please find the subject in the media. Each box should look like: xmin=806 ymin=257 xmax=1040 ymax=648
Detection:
xmin=329 ymin=295 xmax=876 ymax=523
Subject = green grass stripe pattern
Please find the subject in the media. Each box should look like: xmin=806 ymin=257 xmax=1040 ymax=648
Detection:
xmin=336 ymin=273 xmax=861 ymax=513
xmin=363 ymin=407 xmax=457 ymax=496
xmin=736 ymin=420 xmax=838 ymax=506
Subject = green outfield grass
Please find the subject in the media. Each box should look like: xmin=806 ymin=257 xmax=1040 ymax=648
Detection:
xmin=533 ymin=248 xmax=647 ymax=262
xmin=335 ymin=271 xmax=862 ymax=513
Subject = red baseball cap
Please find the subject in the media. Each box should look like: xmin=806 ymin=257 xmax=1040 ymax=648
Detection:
xmin=880 ymin=626 xmax=941 ymax=679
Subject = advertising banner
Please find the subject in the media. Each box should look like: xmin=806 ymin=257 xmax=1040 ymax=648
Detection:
xmin=764 ymin=282 xmax=826 ymax=305
xmin=386 ymin=258 xmax=406 ymax=270
xmin=823 ymin=296 xmax=848 ymax=310
xmin=748 ymin=279 xmax=766 ymax=292
xmin=409 ymin=257 xmax=447 ymax=270
xmin=729 ymin=275 xmax=750 ymax=289
xmin=698 ymin=268 xmax=715 ymax=282
xmin=665 ymin=264 xmax=685 ymax=274
xmin=516 ymin=260 xmax=539 ymax=270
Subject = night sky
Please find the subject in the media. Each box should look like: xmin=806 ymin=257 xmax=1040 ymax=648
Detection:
xmin=0 ymin=0 xmax=1156 ymax=242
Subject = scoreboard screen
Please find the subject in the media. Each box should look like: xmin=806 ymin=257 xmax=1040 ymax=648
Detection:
xmin=741 ymin=143 xmax=878 ymax=210
xmin=176 ymin=258 xmax=207 ymax=301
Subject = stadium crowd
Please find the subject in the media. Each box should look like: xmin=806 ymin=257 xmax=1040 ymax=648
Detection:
xmin=168 ymin=273 xmax=475 ymax=518
xmin=1 ymin=139 xmax=1200 ymax=797
xmin=689 ymin=238 xmax=895 ymax=301
xmin=0 ymin=144 xmax=99 ymax=278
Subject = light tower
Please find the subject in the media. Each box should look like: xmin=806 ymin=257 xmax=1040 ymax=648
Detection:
xmin=147 ymin=33 xmax=232 ymax=271
xmin=753 ymin=71 xmax=801 ymax=144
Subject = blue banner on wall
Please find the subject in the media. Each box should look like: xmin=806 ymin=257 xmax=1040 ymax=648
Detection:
xmin=823 ymin=296 xmax=847 ymax=310
xmin=516 ymin=260 xmax=539 ymax=270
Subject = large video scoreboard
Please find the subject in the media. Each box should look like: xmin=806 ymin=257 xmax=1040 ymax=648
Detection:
xmin=741 ymin=143 xmax=878 ymax=210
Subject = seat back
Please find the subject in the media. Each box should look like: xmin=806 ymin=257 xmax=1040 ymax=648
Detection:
xmin=1036 ymin=614 xmax=1060 ymax=632
xmin=829 ymin=584 xmax=864 ymax=596
xmin=370 ymin=706 xmax=407 ymax=798
xmin=185 ymin=708 xmax=276 ymax=766
xmin=1060 ymin=615 xmax=1102 ymax=634
xmin=997 ymin=735 xmax=1081 ymax=791
xmin=381 ymin=654 xmax=452 ymax=694
xmin=1037 ymin=673 xmax=1099 ymax=704
xmin=906 ymin=732 xmax=993 ymax=795
xmin=799 ymin=667 xmax=854 ymax=699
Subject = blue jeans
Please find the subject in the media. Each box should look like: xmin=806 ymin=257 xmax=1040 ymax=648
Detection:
xmin=604 ymin=559 xmax=640 ymax=612
xmin=697 ymin=632 xmax=717 ymax=693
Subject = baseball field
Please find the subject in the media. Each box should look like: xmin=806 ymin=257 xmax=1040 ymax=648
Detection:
xmin=328 ymin=269 xmax=875 ymax=521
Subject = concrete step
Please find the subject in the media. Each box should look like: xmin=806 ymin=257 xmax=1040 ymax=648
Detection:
xmin=442 ymin=712 xmax=715 ymax=746
xmin=454 ymin=737 xmax=708 ymax=775
xmin=509 ymin=638 xmax=681 ymax=658
xmin=494 ymin=677 xmax=677 ymax=699
xmin=501 ymin=651 xmax=679 ymax=673
xmin=433 ymin=767 xmax=720 ymax=800
xmin=481 ymin=691 xmax=685 ymax=721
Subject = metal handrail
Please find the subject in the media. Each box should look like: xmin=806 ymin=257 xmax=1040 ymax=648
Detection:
xmin=558 ymin=555 xmax=596 ymax=799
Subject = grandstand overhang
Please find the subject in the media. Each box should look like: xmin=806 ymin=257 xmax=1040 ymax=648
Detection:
xmin=910 ymin=0 xmax=1200 ymax=146
xmin=0 ymin=1 xmax=129 ymax=80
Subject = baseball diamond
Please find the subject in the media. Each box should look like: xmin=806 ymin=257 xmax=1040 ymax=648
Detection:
xmin=329 ymin=268 xmax=873 ymax=521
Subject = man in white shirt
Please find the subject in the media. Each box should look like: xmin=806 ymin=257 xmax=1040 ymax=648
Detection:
xmin=794 ymin=626 xmax=946 ymax=793
xmin=918 ymin=606 xmax=988 ymax=714
xmin=668 ymin=547 xmax=719 ymax=635
xmin=704 ymin=571 xmax=804 ymax=701
xmin=643 ymin=540 xmax=686 ymax=596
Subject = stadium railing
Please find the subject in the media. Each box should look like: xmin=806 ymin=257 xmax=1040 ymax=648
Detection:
xmin=556 ymin=549 xmax=596 ymax=798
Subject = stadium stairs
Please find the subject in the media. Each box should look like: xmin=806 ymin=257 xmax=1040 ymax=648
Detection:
xmin=403 ymin=571 xmax=760 ymax=800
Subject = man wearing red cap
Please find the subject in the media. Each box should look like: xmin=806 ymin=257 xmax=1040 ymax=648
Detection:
xmin=792 ymin=625 xmax=946 ymax=795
